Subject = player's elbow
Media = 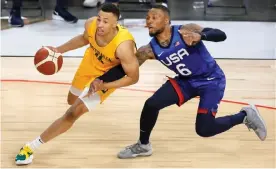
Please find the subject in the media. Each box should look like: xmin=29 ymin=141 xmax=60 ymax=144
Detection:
xmin=134 ymin=75 xmax=139 ymax=84
xmin=128 ymin=70 xmax=139 ymax=85
xmin=129 ymin=62 xmax=140 ymax=84
xmin=220 ymin=31 xmax=227 ymax=41
xmin=202 ymin=28 xmax=227 ymax=42
xmin=215 ymin=29 xmax=227 ymax=42
xmin=131 ymin=73 xmax=139 ymax=84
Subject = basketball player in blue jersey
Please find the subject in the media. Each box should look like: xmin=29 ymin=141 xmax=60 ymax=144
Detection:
xmin=90 ymin=5 xmax=267 ymax=158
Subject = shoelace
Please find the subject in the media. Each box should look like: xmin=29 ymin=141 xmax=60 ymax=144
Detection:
xmin=19 ymin=149 xmax=28 ymax=157
xmin=244 ymin=119 xmax=257 ymax=131
xmin=125 ymin=143 xmax=143 ymax=153
xmin=19 ymin=146 xmax=32 ymax=156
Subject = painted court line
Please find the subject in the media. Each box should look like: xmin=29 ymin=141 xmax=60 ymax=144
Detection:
xmin=1 ymin=79 xmax=276 ymax=110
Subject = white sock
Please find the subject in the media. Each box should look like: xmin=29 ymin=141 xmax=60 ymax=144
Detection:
xmin=29 ymin=136 xmax=44 ymax=151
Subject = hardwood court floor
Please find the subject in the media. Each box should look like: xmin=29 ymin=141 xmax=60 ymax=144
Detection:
xmin=1 ymin=57 xmax=275 ymax=168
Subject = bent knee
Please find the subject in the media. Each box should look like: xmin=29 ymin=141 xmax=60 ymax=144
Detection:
xmin=64 ymin=99 xmax=89 ymax=122
xmin=195 ymin=125 xmax=212 ymax=137
xmin=195 ymin=117 xmax=214 ymax=137
xmin=67 ymin=92 xmax=79 ymax=105
xmin=144 ymin=97 xmax=162 ymax=110
xmin=67 ymin=97 xmax=76 ymax=105
xmin=195 ymin=110 xmax=218 ymax=137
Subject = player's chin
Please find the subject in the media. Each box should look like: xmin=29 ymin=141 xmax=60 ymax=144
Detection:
xmin=149 ymin=31 xmax=156 ymax=37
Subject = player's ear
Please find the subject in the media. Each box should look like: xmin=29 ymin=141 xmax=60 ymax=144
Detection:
xmin=165 ymin=18 xmax=169 ymax=25
xmin=113 ymin=22 xmax=118 ymax=28
xmin=112 ymin=17 xmax=118 ymax=28
xmin=164 ymin=15 xmax=170 ymax=25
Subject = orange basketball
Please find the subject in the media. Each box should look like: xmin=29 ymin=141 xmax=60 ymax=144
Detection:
xmin=34 ymin=46 xmax=63 ymax=75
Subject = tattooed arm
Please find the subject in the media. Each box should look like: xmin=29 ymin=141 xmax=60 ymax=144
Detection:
xmin=178 ymin=23 xmax=227 ymax=45
xmin=136 ymin=44 xmax=155 ymax=65
xmin=94 ymin=44 xmax=155 ymax=83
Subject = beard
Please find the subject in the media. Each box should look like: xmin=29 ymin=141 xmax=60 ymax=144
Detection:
xmin=149 ymin=27 xmax=165 ymax=37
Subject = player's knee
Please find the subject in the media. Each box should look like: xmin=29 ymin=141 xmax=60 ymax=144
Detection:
xmin=64 ymin=99 xmax=88 ymax=123
xmin=144 ymin=97 xmax=160 ymax=110
xmin=67 ymin=97 xmax=74 ymax=105
xmin=67 ymin=92 xmax=79 ymax=105
xmin=195 ymin=115 xmax=214 ymax=137
xmin=196 ymin=123 xmax=212 ymax=137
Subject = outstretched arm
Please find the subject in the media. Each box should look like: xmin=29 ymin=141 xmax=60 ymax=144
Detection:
xmin=56 ymin=17 xmax=95 ymax=53
xmin=97 ymin=44 xmax=155 ymax=83
xmin=135 ymin=44 xmax=155 ymax=66
xmin=179 ymin=23 xmax=227 ymax=45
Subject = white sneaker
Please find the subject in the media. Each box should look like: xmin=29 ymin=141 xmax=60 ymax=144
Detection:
xmin=241 ymin=104 xmax=267 ymax=141
xmin=15 ymin=143 xmax=34 ymax=165
xmin=83 ymin=0 xmax=105 ymax=7
xmin=161 ymin=2 xmax=168 ymax=7
xmin=117 ymin=141 xmax=153 ymax=159
xmin=155 ymin=2 xmax=168 ymax=7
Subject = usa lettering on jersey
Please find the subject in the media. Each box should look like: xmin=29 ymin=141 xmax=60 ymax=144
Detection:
xmin=160 ymin=48 xmax=192 ymax=76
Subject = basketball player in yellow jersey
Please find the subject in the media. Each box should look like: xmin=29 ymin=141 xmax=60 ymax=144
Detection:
xmin=66 ymin=8 xmax=137 ymax=106
xmin=15 ymin=3 xmax=139 ymax=165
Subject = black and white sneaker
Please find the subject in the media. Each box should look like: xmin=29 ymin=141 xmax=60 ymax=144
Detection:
xmin=52 ymin=6 xmax=78 ymax=23
xmin=9 ymin=9 xmax=24 ymax=27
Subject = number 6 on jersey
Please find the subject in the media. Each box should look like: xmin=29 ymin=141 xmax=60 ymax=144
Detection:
xmin=176 ymin=63 xmax=192 ymax=76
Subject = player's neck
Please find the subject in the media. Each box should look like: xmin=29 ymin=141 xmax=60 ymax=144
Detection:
xmin=156 ymin=26 xmax=172 ymax=47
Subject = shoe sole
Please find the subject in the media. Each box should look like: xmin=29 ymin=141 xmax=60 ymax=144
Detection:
xmin=118 ymin=150 xmax=153 ymax=159
xmin=83 ymin=2 xmax=98 ymax=7
xmin=15 ymin=155 xmax=33 ymax=165
xmin=249 ymin=104 xmax=267 ymax=141
xmin=8 ymin=18 xmax=24 ymax=27
xmin=83 ymin=0 xmax=104 ymax=8
xmin=52 ymin=14 xmax=78 ymax=23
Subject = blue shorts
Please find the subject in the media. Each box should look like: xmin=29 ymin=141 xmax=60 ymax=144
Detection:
xmin=168 ymin=74 xmax=226 ymax=117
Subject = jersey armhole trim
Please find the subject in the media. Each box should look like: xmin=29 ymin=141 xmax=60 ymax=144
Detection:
xmin=149 ymin=42 xmax=158 ymax=59
xmin=87 ymin=19 xmax=96 ymax=37
xmin=114 ymin=39 xmax=136 ymax=59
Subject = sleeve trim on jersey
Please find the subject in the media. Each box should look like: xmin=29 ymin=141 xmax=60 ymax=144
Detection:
xmin=87 ymin=19 xmax=97 ymax=37
xmin=149 ymin=42 xmax=158 ymax=59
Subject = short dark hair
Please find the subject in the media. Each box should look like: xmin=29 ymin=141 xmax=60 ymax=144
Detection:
xmin=151 ymin=4 xmax=170 ymax=16
xmin=99 ymin=3 xmax=120 ymax=20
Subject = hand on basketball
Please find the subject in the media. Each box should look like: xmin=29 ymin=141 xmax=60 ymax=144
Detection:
xmin=178 ymin=29 xmax=201 ymax=46
xmin=43 ymin=46 xmax=59 ymax=53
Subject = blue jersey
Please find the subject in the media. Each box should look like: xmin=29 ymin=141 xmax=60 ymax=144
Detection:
xmin=150 ymin=25 xmax=224 ymax=80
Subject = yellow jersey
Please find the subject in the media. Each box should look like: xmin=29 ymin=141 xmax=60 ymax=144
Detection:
xmin=72 ymin=19 xmax=136 ymax=103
